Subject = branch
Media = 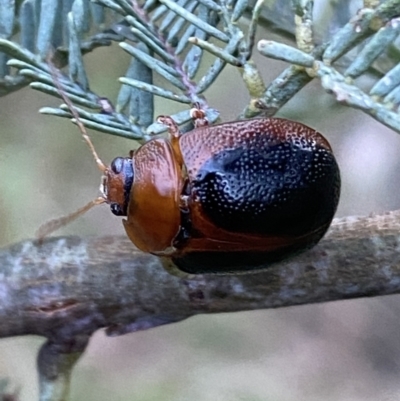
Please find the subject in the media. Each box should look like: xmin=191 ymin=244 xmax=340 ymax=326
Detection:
xmin=3 ymin=212 xmax=400 ymax=400
xmin=2 ymin=211 xmax=400 ymax=342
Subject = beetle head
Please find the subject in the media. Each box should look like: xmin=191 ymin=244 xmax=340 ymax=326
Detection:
xmin=102 ymin=157 xmax=134 ymax=216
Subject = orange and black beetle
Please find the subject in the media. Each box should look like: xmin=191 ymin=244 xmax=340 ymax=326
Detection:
xmin=103 ymin=112 xmax=341 ymax=274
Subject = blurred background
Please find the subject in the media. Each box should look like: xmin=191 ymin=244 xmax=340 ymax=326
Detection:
xmin=2 ymin=2 xmax=400 ymax=401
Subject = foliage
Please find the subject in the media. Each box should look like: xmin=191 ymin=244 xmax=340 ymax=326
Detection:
xmin=0 ymin=0 xmax=399 ymax=143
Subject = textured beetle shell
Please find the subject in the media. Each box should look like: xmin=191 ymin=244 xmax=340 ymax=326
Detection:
xmin=121 ymin=118 xmax=340 ymax=274
xmin=180 ymin=119 xmax=338 ymax=236
xmin=174 ymin=119 xmax=340 ymax=273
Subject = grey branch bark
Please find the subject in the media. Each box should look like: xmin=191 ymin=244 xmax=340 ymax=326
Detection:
xmin=1 ymin=211 xmax=400 ymax=342
xmin=3 ymin=210 xmax=400 ymax=401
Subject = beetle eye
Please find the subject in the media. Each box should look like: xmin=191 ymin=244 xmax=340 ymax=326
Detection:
xmin=110 ymin=203 xmax=125 ymax=216
xmin=111 ymin=157 xmax=124 ymax=174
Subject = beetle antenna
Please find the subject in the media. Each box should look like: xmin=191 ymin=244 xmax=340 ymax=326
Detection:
xmin=47 ymin=60 xmax=107 ymax=172
xmin=35 ymin=57 xmax=109 ymax=242
xmin=36 ymin=197 xmax=106 ymax=241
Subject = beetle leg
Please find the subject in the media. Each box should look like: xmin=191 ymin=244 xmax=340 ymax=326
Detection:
xmin=157 ymin=115 xmax=182 ymax=138
xmin=159 ymin=257 xmax=195 ymax=278
xmin=190 ymin=107 xmax=208 ymax=128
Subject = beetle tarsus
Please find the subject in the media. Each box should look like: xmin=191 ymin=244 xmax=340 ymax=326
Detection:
xmin=157 ymin=115 xmax=181 ymax=138
xmin=190 ymin=107 xmax=208 ymax=128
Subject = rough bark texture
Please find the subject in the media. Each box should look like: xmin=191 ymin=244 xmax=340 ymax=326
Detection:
xmin=1 ymin=211 xmax=400 ymax=343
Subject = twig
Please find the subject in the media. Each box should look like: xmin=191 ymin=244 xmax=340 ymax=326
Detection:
xmin=2 ymin=211 xmax=400 ymax=343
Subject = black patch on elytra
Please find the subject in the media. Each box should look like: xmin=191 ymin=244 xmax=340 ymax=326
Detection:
xmin=192 ymin=140 xmax=340 ymax=237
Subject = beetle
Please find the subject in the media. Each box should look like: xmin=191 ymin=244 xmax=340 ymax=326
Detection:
xmin=101 ymin=109 xmax=341 ymax=274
